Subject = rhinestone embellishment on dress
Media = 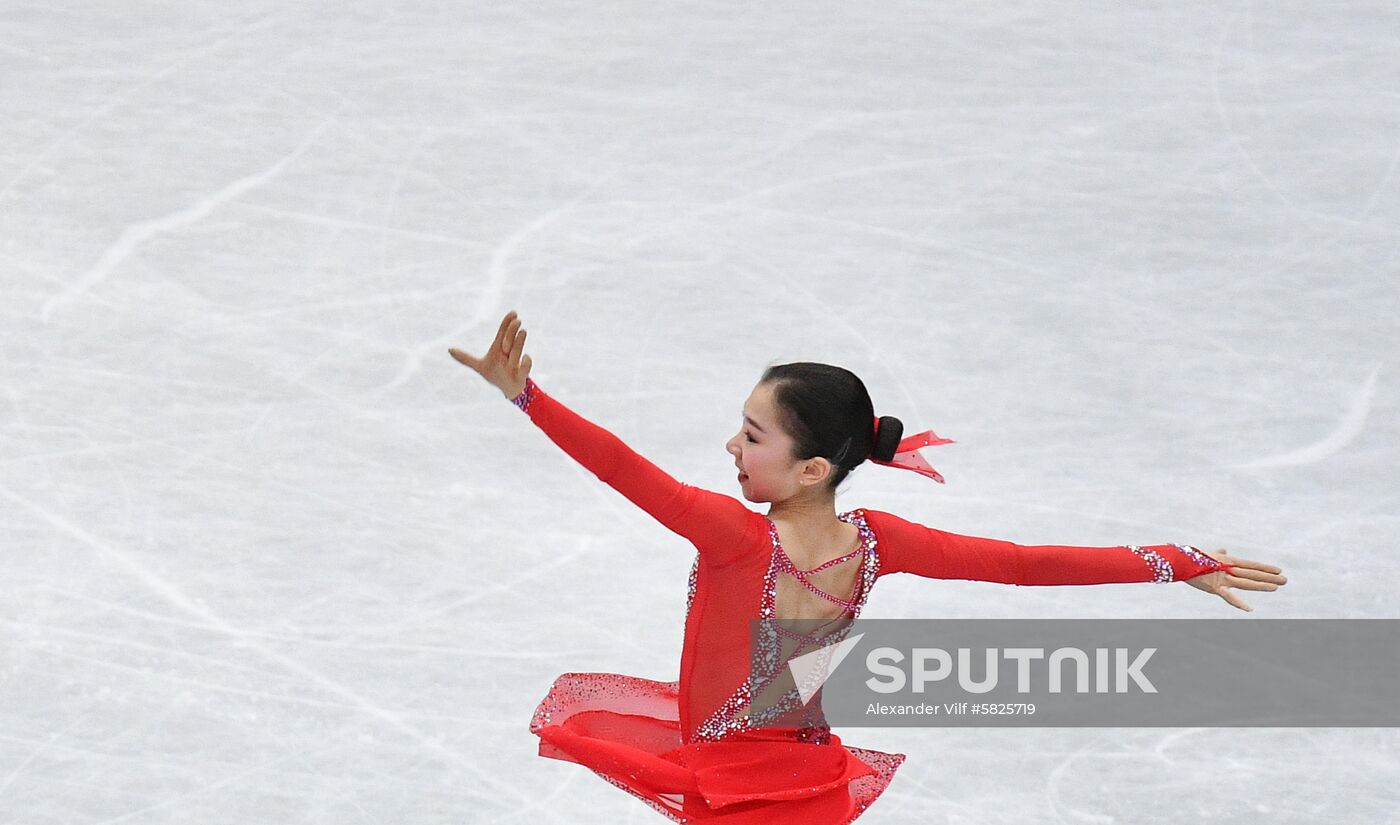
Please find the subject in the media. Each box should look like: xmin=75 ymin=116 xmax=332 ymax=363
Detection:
xmin=1125 ymin=544 xmax=1173 ymax=583
xmin=692 ymin=510 xmax=881 ymax=744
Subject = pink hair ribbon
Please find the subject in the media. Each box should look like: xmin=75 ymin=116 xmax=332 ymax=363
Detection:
xmin=870 ymin=417 xmax=955 ymax=483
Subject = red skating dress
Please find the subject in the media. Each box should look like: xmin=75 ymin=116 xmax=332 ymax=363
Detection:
xmin=512 ymin=379 xmax=1228 ymax=823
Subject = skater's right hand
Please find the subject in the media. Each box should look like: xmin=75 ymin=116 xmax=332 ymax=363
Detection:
xmin=449 ymin=310 xmax=533 ymax=400
xmin=1183 ymin=548 xmax=1286 ymax=612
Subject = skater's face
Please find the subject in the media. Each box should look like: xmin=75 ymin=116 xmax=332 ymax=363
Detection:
xmin=725 ymin=382 xmax=834 ymax=503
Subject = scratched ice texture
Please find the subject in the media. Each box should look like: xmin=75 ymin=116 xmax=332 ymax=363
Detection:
xmin=2 ymin=1 xmax=1397 ymax=823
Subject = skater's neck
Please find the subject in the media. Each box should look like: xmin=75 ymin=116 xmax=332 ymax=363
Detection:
xmin=766 ymin=493 xmax=845 ymax=538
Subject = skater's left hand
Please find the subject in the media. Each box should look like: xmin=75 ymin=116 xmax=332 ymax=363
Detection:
xmin=1184 ymin=549 xmax=1287 ymax=612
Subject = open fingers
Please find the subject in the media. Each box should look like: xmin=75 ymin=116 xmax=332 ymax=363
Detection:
xmin=1214 ymin=549 xmax=1282 ymax=575
xmin=1202 ymin=574 xmax=1254 ymax=611
xmin=448 ymin=348 xmax=481 ymax=371
xmin=491 ymin=310 xmax=515 ymax=355
xmin=502 ymin=316 xmax=522 ymax=356
xmin=507 ymin=324 xmax=527 ymax=369
xmin=1231 ymin=558 xmax=1284 ymax=576
xmin=492 ymin=310 xmax=518 ymax=356
xmin=1225 ymin=566 xmax=1288 ymax=587
xmin=1217 ymin=586 xmax=1254 ymax=612
xmin=1222 ymin=574 xmax=1281 ymax=592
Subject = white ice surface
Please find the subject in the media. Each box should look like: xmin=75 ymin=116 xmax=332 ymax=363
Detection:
xmin=3 ymin=2 xmax=1398 ymax=823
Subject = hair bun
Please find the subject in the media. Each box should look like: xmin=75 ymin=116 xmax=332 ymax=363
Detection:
xmin=871 ymin=416 xmax=904 ymax=462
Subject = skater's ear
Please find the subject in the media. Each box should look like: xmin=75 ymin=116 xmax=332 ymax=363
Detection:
xmin=796 ymin=455 xmax=835 ymax=488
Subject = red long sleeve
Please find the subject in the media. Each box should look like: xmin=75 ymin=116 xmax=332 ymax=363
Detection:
xmin=515 ymin=379 xmax=758 ymax=566
xmin=867 ymin=509 xmax=1227 ymax=585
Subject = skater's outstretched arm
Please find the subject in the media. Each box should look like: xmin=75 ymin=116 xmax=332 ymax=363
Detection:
xmin=451 ymin=311 xmax=757 ymax=564
xmin=869 ymin=510 xmax=1286 ymax=611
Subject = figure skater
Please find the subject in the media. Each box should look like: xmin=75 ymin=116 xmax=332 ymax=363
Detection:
xmin=449 ymin=310 xmax=1287 ymax=824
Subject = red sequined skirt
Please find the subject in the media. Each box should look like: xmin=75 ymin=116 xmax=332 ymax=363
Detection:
xmin=529 ymin=672 xmax=906 ymax=823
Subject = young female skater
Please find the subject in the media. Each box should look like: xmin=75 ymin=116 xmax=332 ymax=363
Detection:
xmin=449 ymin=310 xmax=1287 ymax=824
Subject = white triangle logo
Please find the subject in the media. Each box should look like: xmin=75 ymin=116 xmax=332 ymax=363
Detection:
xmin=788 ymin=633 xmax=865 ymax=705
